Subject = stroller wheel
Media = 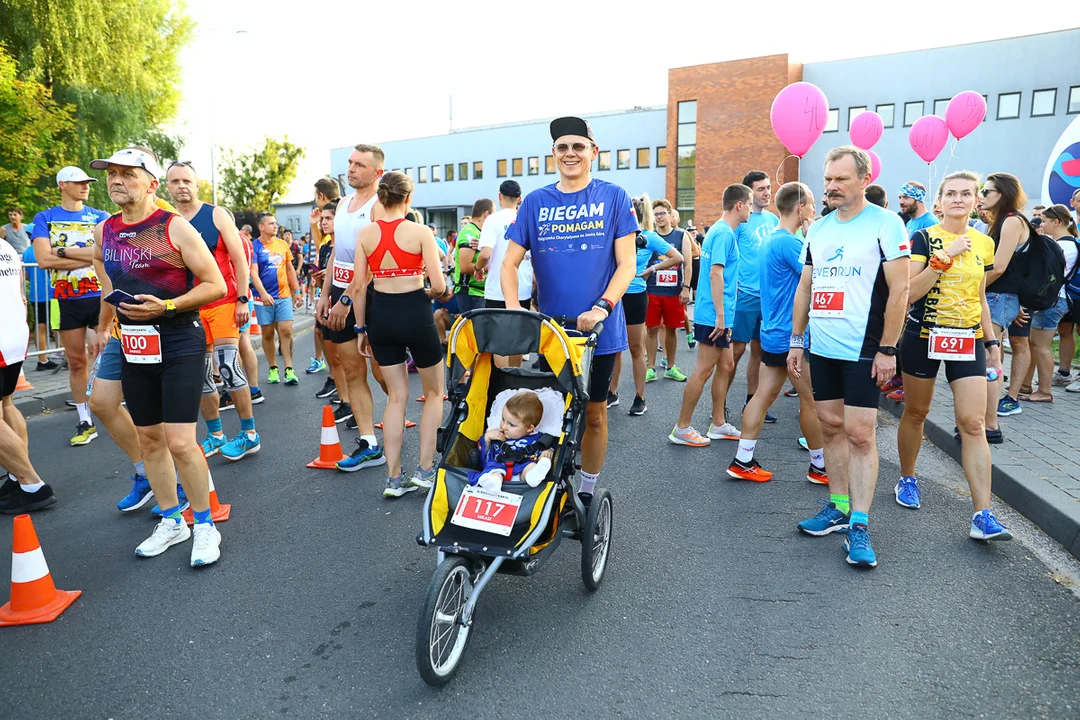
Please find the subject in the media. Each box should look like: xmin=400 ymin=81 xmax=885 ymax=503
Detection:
xmin=416 ymin=556 xmax=474 ymax=686
xmin=581 ymin=489 xmax=613 ymax=591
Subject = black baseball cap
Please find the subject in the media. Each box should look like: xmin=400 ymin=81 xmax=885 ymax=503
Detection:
xmin=499 ymin=180 xmax=521 ymax=198
xmin=550 ymin=116 xmax=595 ymax=142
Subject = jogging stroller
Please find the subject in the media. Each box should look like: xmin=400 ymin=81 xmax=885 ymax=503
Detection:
xmin=415 ymin=308 xmax=614 ymax=686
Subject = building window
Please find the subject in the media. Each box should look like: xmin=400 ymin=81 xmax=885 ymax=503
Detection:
xmin=431 ymin=165 xmax=441 ymax=182
xmin=418 ymin=166 xmax=428 ymax=183
xmin=497 ymin=159 xmax=507 ymax=177
xmin=933 ymin=98 xmax=950 ymax=117
xmin=512 ymin=158 xmax=523 ymax=176
xmin=997 ymin=92 xmax=1021 ymax=119
xmin=337 ymin=174 xmax=347 ymax=191
xmin=657 ymin=147 xmax=666 ymax=167
xmin=876 ymin=104 xmax=895 ymax=128
xmin=459 ymin=162 xmax=468 ymax=180
xmin=597 ymin=151 xmax=611 ymax=171
xmin=903 ymin=101 xmax=924 ymax=127
xmin=473 ymin=161 xmax=483 ymax=180
xmin=404 ymin=167 xmax=412 ymax=179
xmin=1069 ymin=86 xmax=1080 ymax=114
xmin=617 ymin=149 xmax=630 ymax=170
xmin=676 ymin=101 xmax=697 ymax=217
xmin=445 ymin=163 xmax=454 ymax=181
xmin=824 ymin=108 xmax=839 ymax=133
xmin=847 ymin=106 xmax=866 ymax=131
xmin=678 ymin=100 xmax=697 ymax=124
xmin=636 ymin=148 xmax=650 ymax=168
xmin=545 ymin=155 xmax=555 ymax=173
xmin=1032 ymin=88 xmax=1057 ymax=117
xmin=528 ymin=156 xmax=539 ymax=175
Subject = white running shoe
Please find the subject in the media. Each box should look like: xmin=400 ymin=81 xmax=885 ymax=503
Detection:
xmin=668 ymin=425 xmax=711 ymax=447
xmin=1067 ymin=379 xmax=1080 ymax=393
xmin=190 ymin=523 xmax=222 ymax=567
xmin=707 ymin=423 xmax=741 ymax=440
xmin=136 ymin=518 xmax=191 ymax=558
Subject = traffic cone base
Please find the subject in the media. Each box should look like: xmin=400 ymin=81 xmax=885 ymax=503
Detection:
xmin=0 ymin=515 xmax=81 ymax=627
xmin=182 ymin=471 xmax=231 ymax=525
xmin=15 ymin=371 xmax=33 ymax=392
xmin=375 ymin=420 xmax=417 ymax=429
xmin=308 ymin=405 xmax=345 ymax=468
xmin=0 ymin=589 xmax=82 ymax=626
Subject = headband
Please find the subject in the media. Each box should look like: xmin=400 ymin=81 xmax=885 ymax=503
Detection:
xmin=899 ymin=184 xmax=926 ymax=203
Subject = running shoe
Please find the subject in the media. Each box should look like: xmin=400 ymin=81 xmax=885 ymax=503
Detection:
xmin=807 ymin=464 xmax=828 ymax=485
xmin=784 ymin=386 xmax=799 ymax=397
xmin=764 ymin=412 xmax=777 ymax=424
xmin=315 ymin=377 xmax=336 ymax=398
xmin=798 ymin=437 xmax=809 ymax=451
xmin=969 ymin=509 xmax=1014 ymax=542
xmin=219 ymin=393 xmax=235 ymax=412
xmin=628 ymin=396 xmax=647 ymax=416
xmin=606 ymin=391 xmax=620 ymax=408
xmin=997 ymin=396 xmax=1021 ymax=416
xmin=1067 ymin=379 xmax=1080 ymax=393
xmin=337 ymin=438 xmax=386 ymax=472
xmin=135 ymin=518 xmax=191 ymax=558
xmin=0 ymin=475 xmax=18 ymax=500
xmin=645 ymin=368 xmax=657 ymax=383
xmin=844 ymin=525 xmax=877 ymax=567
xmin=986 ymin=428 xmax=1004 ymax=444
xmin=345 ymin=416 xmax=357 ymax=430
xmin=190 ymin=522 xmax=222 ymax=567
xmin=1052 ymin=370 xmax=1074 ymax=387
xmin=887 ymin=388 xmax=905 ymax=403
xmin=201 ymin=433 xmax=228 ymax=458
xmin=283 ymin=368 xmax=299 ymax=386
xmin=660 ymin=357 xmax=668 ymax=370
xmin=727 ymin=458 xmax=773 ymax=482
xmin=306 ymin=357 xmax=327 ymax=374
xmin=333 ymin=402 xmax=353 ymax=424
xmin=250 ymin=389 xmax=266 ymax=405
xmin=406 ymin=356 xmax=417 ymax=374
xmin=150 ymin=486 xmax=189 ymax=517
xmin=687 ymin=332 xmax=696 ymax=349
xmin=797 ymin=501 xmax=850 ymax=536
xmin=707 ymin=422 xmax=741 ymax=440
xmin=35 ymin=359 xmax=59 ymax=371
xmin=0 ymin=484 xmax=57 ymax=514
xmin=70 ymin=421 xmax=98 ymax=446
xmin=267 ymin=367 xmax=280 ymax=384
xmin=669 ymin=425 xmax=711 ymax=446
xmin=664 ymin=367 xmax=688 ymax=382
xmin=410 ymin=464 xmax=437 ymax=491
xmin=117 ymin=474 xmax=153 ymax=512
xmin=383 ymin=474 xmax=417 ymax=498
xmin=881 ymin=375 xmax=904 ymax=394
xmin=221 ymin=432 xmax=261 ymax=461
xmin=894 ymin=476 xmax=921 ymax=509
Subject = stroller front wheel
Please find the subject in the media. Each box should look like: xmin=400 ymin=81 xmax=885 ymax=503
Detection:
xmin=416 ymin=555 xmax=474 ymax=686
xmin=581 ymin=489 xmax=613 ymax=591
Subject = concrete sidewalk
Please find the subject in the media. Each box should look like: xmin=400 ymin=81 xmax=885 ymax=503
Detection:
xmin=879 ymin=355 xmax=1080 ymax=561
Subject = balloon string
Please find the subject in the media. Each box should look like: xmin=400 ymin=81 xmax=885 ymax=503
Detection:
xmin=775 ymin=154 xmax=799 ymax=186
xmin=941 ymin=139 xmax=958 ymax=180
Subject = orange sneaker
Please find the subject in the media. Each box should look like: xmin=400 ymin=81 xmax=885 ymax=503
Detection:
xmin=727 ymin=458 xmax=773 ymax=482
xmin=807 ymin=464 xmax=829 ymax=485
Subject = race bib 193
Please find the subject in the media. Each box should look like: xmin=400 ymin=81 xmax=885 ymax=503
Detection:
xmin=119 ymin=324 xmax=162 ymax=364
xmin=928 ymin=327 xmax=976 ymax=361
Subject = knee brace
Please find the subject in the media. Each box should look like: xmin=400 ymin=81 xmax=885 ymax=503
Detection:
xmin=215 ymin=343 xmax=248 ymax=389
xmin=202 ymin=352 xmax=218 ymax=395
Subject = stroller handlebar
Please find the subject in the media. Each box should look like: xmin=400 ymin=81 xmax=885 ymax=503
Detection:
xmin=548 ymin=315 xmax=603 ymax=348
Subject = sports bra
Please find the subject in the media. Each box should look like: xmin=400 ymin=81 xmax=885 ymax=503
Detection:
xmin=368 ymin=219 xmax=424 ymax=279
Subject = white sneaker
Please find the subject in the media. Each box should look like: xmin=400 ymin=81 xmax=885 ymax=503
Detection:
xmin=707 ymin=423 xmax=741 ymax=440
xmin=1052 ymin=371 xmax=1076 ymax=387
xmin=1067 ymin=379 xmax=1080 ymax=393
xmin=190 ymin=523 xmax=222 ymax=567
xmin=136 ymin=518 xmax=191 ymax=558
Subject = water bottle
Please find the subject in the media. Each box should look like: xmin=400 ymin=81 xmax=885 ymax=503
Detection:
xmin=986 ymin=367 xmax=1000 ymax=382
xmin=86 ymin=353 xmax=103 ymax=397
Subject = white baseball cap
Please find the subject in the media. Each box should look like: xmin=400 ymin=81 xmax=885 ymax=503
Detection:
xmin=56 ymin=166 xmax=96 ymax=185
xmin=89 ymin=148 xmax=164 ymax=180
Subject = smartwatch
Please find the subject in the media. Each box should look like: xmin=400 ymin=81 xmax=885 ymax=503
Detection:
xmin=57 ymin=247 xmax=67 ymax=258
xmin=594 ymin=298 xmax=614 ymax=316
xmin=877 ymin=345 xmax=898 ymax=356
xmin=339 ymin=294 xmax=353 ymax=307
xmin=237 ymin=295 xmax=249 ymax=304
xmin=984 ymin=339 xmax=1001 ymax=349
xmin=164 ymin=299 xmax=177 ymax=318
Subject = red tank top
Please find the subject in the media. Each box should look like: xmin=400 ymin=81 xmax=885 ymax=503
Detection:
xmin=368 ymin=219 xmax=424 ymax=279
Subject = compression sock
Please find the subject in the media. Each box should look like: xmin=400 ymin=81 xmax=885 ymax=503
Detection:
xmin=192 ymin=508 xmax=213 ymax=526
xmin=808 ymin=448 xmax=825 ymax=469
xmin=831 ymin=494 xmax=850 ymax=515
xmin=580 ymin=471 xmax=599 ymax=495
xmin=850 ymin=511 xmax=868 ymax=528
xmin=735 ymin=439 xmax=757 ymax=464
xmin=745 ymin=393 xmax=753 ymax=405
xmin=21 ymin=481 xmax=45 ymax=493
xmin=134 ymin=460 xmax=147 ymax=478
xmin=158 ymin=504 xmax=184 ymax=522
xmin=206 ymin=417 xmax=224 ymax=437
xmin=240 ymin=417 xmax=256 ymax=438
xmin=76 ymin=402 xmax=91 ymax=425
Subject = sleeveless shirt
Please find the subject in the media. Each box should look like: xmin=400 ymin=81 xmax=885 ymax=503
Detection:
xmin=332 ymin=193 xmax=378 ymax=289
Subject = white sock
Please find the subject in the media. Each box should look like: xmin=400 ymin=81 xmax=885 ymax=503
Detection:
xmin=361 ymin=434 xmax=378 ymax=448
xmin=580 ymin=470 xmax=598 ymax=495
xmin=76 ymin=402 xmax=92 ymax=425
xmin=21 ymin=481 xmax=45 ymax=493
xmin=524 ymin=457 xmax=552 ymax=487
xmin=477 ymin=470 xmax=504 ymax=491
xmin=809 ymin=448 xmax=825 ymax=469
xmin=735 ymin=439 xmax=757 ymax=464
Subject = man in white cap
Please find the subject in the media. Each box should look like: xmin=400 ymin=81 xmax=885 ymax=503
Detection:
xmin=31 ymin=166 xmax=111 ymax=447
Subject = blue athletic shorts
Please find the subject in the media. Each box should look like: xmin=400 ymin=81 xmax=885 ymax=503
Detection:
xmin=1032 ymin=296 xmax=1068 ymax=330
xmin=254 ymin=297 xmax=294 ymax=325
xmin=97 ymin=336 xmax=124 ymax=382
xmin=240 ymin=299 xmax=254 ymax=332
xmin=732 ymin=291 xmax=762 ymax=344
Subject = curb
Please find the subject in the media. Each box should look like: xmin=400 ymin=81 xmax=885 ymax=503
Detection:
xmin=879 ymin=395 xmax=1080 ymax=560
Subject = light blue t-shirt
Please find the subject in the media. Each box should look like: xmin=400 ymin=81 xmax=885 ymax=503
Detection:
xmin=734 ymin=210 xmax=779 ymax=297
xmin=23 ymin=245 xmax=52 ymax=302
xmin=695 ymin=222 xmax=739 ymax=329
xmin=800 ymin=203 xmax=910 ymax=362
xmin=628 ymin=230 xmax=672 ymax=294
xmin=905 ymin=212 xmax=939 ymax=236
xmin=508 ymin=178 xmax=638 ymax=355
xmin=759 ymin=228 xmax=804 ymax=355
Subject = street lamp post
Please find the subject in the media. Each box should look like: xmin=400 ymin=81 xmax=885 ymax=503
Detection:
xmin=203 ymin=28 xmax=248 ymax=206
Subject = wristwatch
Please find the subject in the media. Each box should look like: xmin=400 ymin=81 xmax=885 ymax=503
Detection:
xmin=57 ymin=247 xmax=67 ymax=258
xmin=877 ymin=345 xmax=898 ymax=356
xmin=164 ymin=299 xmax=177 ymax=318
xmin=984 ymin=339 xmax=1001 ymax=349
xmin=594 ymin=298 xmax=614 ymax=315
xmin=237 ymin=295 xmax=249 ymax=304
xmin=339 ymin=294 xmax=353 ymax=307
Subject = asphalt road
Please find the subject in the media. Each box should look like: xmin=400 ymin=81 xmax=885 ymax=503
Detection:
xmin=3 ymin=330 xmax=1079 ymax=719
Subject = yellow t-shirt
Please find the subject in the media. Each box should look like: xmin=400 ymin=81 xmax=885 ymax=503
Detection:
xmin=320 ymin=232 xmax=333 ymax=248
xmin=910 ymin=225 xmax=995 ymax=338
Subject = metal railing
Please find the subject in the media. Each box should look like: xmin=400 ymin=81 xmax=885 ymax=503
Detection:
xmin=21 ymin=260 xmax=67 ymax=363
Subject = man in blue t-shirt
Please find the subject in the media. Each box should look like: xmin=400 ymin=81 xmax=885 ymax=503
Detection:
xmin=22 ymin=244 xmax=59 ymax=371
xmin=503 ymin=116 xmax=637 ymax=503
xmin=669 ymin=183 xmax=750 ymax=448
xmin=898 ymin=182 xmax=939 ymax=236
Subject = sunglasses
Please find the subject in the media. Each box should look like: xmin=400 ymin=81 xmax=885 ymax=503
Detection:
xmin=554 ymin=142 xmax=593 ymax=154
xmin=980 ymin=188 xmax=998 ymax=197
xmin=167 ymin=160 xmax=196 ymax=172
xmin=653 ymin=210 xmax=668 ymax=217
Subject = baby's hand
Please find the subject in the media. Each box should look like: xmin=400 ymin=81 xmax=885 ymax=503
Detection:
xmin=540 ymin=449 xmax=554 ymax=460
xmin=485 ymin=428 xmax=505 ymax=442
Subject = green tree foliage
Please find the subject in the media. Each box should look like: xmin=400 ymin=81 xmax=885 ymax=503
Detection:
xmin=0 ymin=47 xmax=74 ymax=213
xmin=219 ymin=137 xmax=306 ymax=212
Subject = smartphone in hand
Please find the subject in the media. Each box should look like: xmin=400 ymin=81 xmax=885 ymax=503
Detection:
xmin=104 ymin=289 xmax=144 ymax=306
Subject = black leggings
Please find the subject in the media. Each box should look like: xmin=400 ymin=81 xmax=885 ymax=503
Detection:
xmin=368 ymin=288 xmax=443 ymax=369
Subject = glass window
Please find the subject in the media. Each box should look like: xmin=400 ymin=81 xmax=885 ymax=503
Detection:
xmin=597 ymin=151 xmax=611 ymax=171
xmin=824 ymin=108 xmax=839 ymax=133
xmin=677 ymin=145 xmax=695 ymax=167
xmin=545 ymin=155 xmax=556 ymax=173
xmin=431 ymin=165 xmax=441 ymax=182
xmin=337 ymin=174 xmax=347 ymax=191
xmin=418 ymin=166 xmax=427 ymax=183
xmin=997 ymin=92 xmax=1021 ymax=119
xmin=903 ymin=101 xmax=924 ymax=127
xmin=636 ymin=148 xmax=650 ymax=168
xmin=512 ymin=158 xmax=523 ymax=176
xmin=459 ymin=162 xmax=468 ymax=180
xmin=657 ymin=147 xmax=666 ymax=167
xmin=847 ymin=106 xmax=866 ymax=130
xmin=677 ymin=124 xmax=696 ymax=145
xmin=1032 ymin=88 xmax=1057 ymax=117
xmin=528 ymin=156 xmax=539 ymax=175
xmin=677 ymin=168 xmax=695 ymax=188
xmin=445 ymin=163 xmax=454 ymax=181
xmin=933 ymin=98 xmax=950 ymax=117
xmin=876 ymin=103 xmax=895 ymax=128
xmin=473 ymin=161 xmax=483 ymax=180
xmin=678 ymin=100 xmax=697 ymax=124
xmin=404 ymin=167 xmax=412 ymax=178
xmin=497 ymin=159 xmax=507 ymax=177
xmin=617 ymin=149 xmax=630 ymax=170
xmin=676 ymin=188 xmax=695 ymax=208
xmin=1070 ymin=86 xmax=1080 ymax=114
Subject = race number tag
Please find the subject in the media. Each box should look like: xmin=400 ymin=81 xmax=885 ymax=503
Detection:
xmin=332 ymin=260 xmax=354 ymax=289
xmin=655 ymin=269 xmax=679 ymax=287
xmin=928 ymin=327 xmax=976 ymax=361
xmin=119 ymin=324 xmax=162 ymax=364
xmin=450 ymin=486 xmax=523 ymax=537
xmin=810 ymin=281 xmax=845 ymax=318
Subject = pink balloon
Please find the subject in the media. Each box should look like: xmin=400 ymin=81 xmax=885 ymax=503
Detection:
xmin=770 ymin=82 xmax=829 ymax=158
xmin=945 ymin=91 xmax=987 ymax=140
xmin=850 ymin=111 xmax=884 ymax=150
xmin=868 ymin=150 xmax=881 ymax=183
xmin=908 ymin=115 xmax=949 ymax=163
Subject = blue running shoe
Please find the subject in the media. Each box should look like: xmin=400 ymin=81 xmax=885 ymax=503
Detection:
xmin=337 ymin=439 xmax=387 ymax=472
xmin=894 ymin=476 xmax=921 ymax=509
xmin=221 ymin=431 xmax=261 ymax=461
xmin=997 ymin=396 xmax=1022 ymax=416
xmin=843 ymin=525 xmax=878 ymax=567
xmin=117 ymin=474 xmax=154 ymax=512
xmin=797 ymin=500 xmax=850 ymax=536
xmin=305 ymin=357 xmax=327 ymax=374
xmin=798 ymin=437 xmax=808 ymax=451
xmin=201 ymin=433 xmax=228 ymax=458
xmin=151 ymin=485 xmax=190 ymax=517
xmin=970 ymin=509 xmax=1014 ymax=541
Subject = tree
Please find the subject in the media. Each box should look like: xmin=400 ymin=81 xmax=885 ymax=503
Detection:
xmin=218 ymin=137 xmax=306 ymax=212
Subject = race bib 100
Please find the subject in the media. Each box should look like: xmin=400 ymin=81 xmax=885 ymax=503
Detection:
xmin=120 ymin=324 xmax=162 ymax=364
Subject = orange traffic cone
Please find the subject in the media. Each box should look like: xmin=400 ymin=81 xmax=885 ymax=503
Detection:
xmin=181 ymin=471 xmax=231 ymax=525
xmin=307 ymin=405 xmax=345 ymax=468
xmin=0 ymin=514 xmax=81 ymax=627
xmin=15 ymin=371 xmax=32 ymax=392
xmin=415 ymin=395 xmax=448 ymax=403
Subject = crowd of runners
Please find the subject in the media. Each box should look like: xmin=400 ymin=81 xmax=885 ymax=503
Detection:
xmin=3 ymin=114 xmax=1080 ymax=570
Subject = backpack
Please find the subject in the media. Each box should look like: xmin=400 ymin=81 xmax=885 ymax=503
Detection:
xmin=1012 ymin=221 xmax=1067 ymax=311
xmin=1064 ymin=237 xmax=1080 ymax=301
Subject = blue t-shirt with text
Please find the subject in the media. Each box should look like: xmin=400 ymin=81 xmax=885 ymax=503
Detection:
xmin=508 ymin=179 xmax=638 ymax=355
xmin=759 ymin=228 xmax=804 ymax=354
xmin=628 ymin=230 xmax=671 ymax=294
xmin=695 ymin=222 xmax=739 ymax=329
xmin=734 ymin=210 xmax=779 ymax=297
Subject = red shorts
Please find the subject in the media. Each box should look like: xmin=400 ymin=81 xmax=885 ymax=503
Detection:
xmin=646 ymin=294 xmax=685 ymax=329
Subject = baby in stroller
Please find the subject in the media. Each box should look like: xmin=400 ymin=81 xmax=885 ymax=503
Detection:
xmin=469 ymin=391 xmax=554 ymax=491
